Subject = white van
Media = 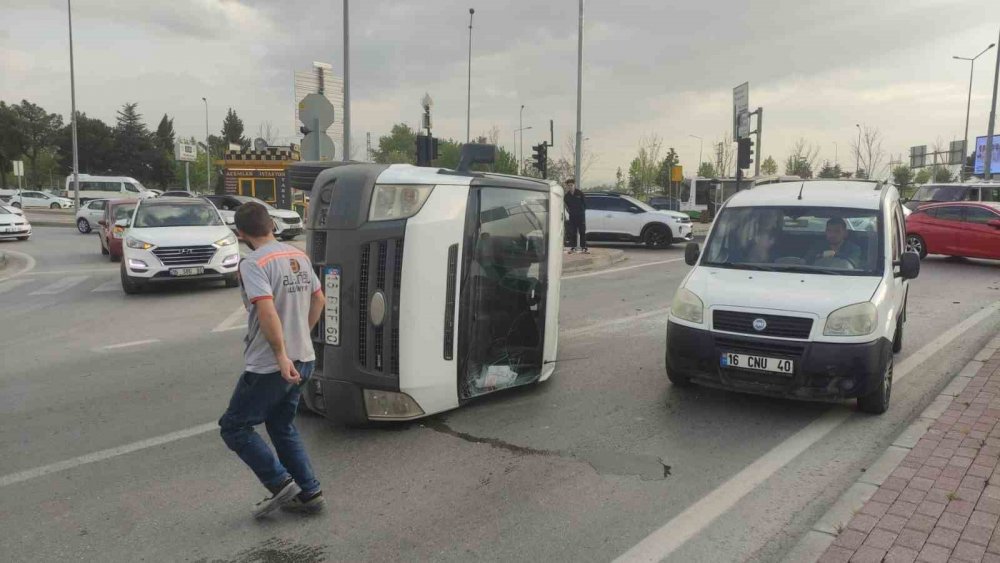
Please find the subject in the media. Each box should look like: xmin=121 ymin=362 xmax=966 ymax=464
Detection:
xmin=666 ymin=180 xmax=920 ymax=414
xmin=63 ymin=174 xmax=154 ymax=203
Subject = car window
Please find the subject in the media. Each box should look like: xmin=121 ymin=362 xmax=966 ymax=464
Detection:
xmin=124 ymin=183 xmax=139 ymax=193
xmin=965 ymin=207 xmax=999 ymax=225
xmin=966 ymin=188 xmax=980 ymax=201
xmin=927 ymin=206 xmax=964 ymax=222
xmin=586 ymin=197 xmax=611 ymax=211
xmin=134 ymin=203 xmax=223 ymax=228
xmin=93 ymin=200 xmax=107 ymax=210
xmin=621 ymin=195 xmax=654 ymax=212
xmin=24 ymin=191 xmax=43 ymax=198
xmin=911 ymin=185 xmax=966 ymax=202
xmin=982 ymin=188 xmax=1000 ymax=202
xmin=113 ymin=203 xmax=136 ymax=221
xmin=605 ymin=198 xmax=635 ymax=212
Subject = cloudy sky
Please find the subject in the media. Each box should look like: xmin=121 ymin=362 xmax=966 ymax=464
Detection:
xmin=2 ymin=0 xmax=999 ymax=185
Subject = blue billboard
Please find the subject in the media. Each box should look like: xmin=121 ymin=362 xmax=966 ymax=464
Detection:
xmin=974 ymin=135 xmax=1000 ymax=175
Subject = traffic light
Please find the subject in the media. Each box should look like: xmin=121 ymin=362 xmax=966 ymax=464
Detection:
xmin=737 ymin=137 xmax=754 ymax=170
xmin=532 ymin=143 xmax=548 ymax=179
xmin=415 ymin=134 xmax=439 ymax=166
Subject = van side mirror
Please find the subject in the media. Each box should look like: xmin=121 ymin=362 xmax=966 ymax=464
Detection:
xmin=988 ymin=219 xmax=1000 ymax=229
xmin=684 ymin=242 xmax=701 ymax=266
xmin=898 ymin=251 xmax=920 ymax=280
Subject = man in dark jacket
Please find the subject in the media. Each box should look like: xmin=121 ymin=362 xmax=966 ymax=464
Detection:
xmin=564 ymin=178 xmax=588 ymax=254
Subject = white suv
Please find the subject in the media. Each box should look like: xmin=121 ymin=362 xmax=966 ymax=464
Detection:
xmin=583 ymin=192 xmax=693 ymax=248
xmin=119 ymin=198 xmax=241 ymax=294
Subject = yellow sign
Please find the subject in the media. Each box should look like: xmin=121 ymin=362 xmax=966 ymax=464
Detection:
xmin=671 ymin=166 xmax=683 ymax=182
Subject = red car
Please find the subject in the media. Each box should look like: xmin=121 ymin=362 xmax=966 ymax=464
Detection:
xmin=905 ymin=202 xmax=1000 ymax=260
xmin=98 ymin=199 xmax=138 ymax=262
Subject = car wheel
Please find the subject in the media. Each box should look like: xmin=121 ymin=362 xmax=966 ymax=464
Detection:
xmin=643 ymin=224 xmax=672 ymax=249
xmin=77 ymin=218 xmax=91 ymax=233
xmin=11 ymin=202 xmax=20 ymax=209
xmin=224 ymin=274 xmax=239 ymax=288
xmin=858 ymin=352 xmax=893 ymax=415
xmin=16 ymin=236 xmax=29 ymax=241
xmin=50 ymin=203 xmax=60 ymax=209
xmin=892 ymin=317 xmax=903 ymax=354
xmin=905 ymin=234 xmax=927 ymax=259
xmin=120 ymin=263 xmax=143 ymax=294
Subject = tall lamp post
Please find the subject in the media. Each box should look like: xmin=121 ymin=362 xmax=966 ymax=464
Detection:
xmin=954 ymin=43 xmax=995 ymax=180
xmin=574 ymin=0 xmax=584 ymax=187
xmin=67 ymin=0 xmax=80 ymax=209
xmin=343 ymin=0 xmax=351 ymax=160
xmin=519 ymin=104 xmax=526 ymax=174
xmin=688 ymin=134 xmax=703 ymax=175
xmin=514 ymin=126 xmax=532 ymax=174
xmin=855 ymin=124 xmax=862 ymax=178
xmin=202 ymin=97 xmax=210 ymax=193
xmin=466 ymin=8 xmax=474 ymax=143
xmin=985 ymin=26 xmax=1000 ymax=181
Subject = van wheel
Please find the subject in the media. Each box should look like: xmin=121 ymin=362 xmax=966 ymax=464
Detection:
xmin=905 ymin=234 xmax=927 ymax=259
xmin=858 ymin=353 xmax=892 ymax=415
xmin=892 ymin=318 xmax=903 ymax=354
xmin=666 ymin=368 xmax=693 ymax=387
xmin=643 ymin=224 xmax=673 ymax=248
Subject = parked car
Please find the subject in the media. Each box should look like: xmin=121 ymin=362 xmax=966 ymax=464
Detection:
xmin=904 ymin=181 xmax=1000 ymax=212
xmin=666 ymin=181 xmax=920 ymax=414
xmin=75 ymin=199 xmax=107 ymax=233
xmin=98 ymin=200 xmax=138 ymax=261
xmin=8 ymin=190 xmax=74 ymax=209
xmin=119 ymin=197 xmax=240 ymax=293
xmin=0 ymin=206 xmax=31 ymax=240
xmin=160 ymin=190 xmax=196 ymax=198
xmin=203 ymin=194 xmax=304 ymax=240
xmin=905 ymin=202 xmax=1000 ymax=260
xmin=579 ymin=191 xmax=693 ymax=248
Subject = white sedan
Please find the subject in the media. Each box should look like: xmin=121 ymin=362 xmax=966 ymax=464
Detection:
xmin=1 ymin=203 xmax=24 ymax=216
xmin=10 ymin=191 xmax=74 ymax=209
xmin=75 ymin=199 xmax=107 ymax=233
xmin=0 ymin=206 xmax=31 ymax=240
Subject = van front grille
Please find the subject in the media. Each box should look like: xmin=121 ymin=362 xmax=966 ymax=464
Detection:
xmin=713 ymin=310 xmax=813 ymax=339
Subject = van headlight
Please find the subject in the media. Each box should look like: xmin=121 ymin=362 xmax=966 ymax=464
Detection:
xmin=824 ymin=302 xmax=877 ymax=336
xmin=368 ymin=185 xmax=434 ymax=222
xmin=125 ymin=236 xmax=155 ymax=250
xmin=671 ymin=288 xmax=704 ymax=324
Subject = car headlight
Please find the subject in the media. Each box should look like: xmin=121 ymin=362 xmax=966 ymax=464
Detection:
xmin=125 ymin=236 xmax=156 ymax=250
xmin=824 ymin=302 xmax=877 ymax=336
xmin=214 ymin=234 xmax=238 ymax=247
xmin=671 ymin=287 xmax=704 ymax=324
xmin=369 ymin=185 xmax=434 ymax=222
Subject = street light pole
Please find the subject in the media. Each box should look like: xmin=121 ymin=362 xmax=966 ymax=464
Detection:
xmin=855 ymin=124 xmax=862 ymax=178
xmin=519 ymin=104 xmax=525 ymax=175
xmin=343 ymin=0 xmax=351 ymax=161
xmin=954 ymin=43 xmax=995 ymax=180
xmin=574 ymin=0 xmax=584 ymax=187
xmin=67 ymin=0 xmax=79 ymax=209
xmin=202 ymin=97 xmax=210 ymax=193
xmin=834 ymin=141 xmax=838 ymax=166
xmin=466 ymin=8 xmax=474 ymax=144
xmin=985 ymin=27 xmax=1000 ymax=181
xmin=689 ymin=135 xmax=703 ymax=175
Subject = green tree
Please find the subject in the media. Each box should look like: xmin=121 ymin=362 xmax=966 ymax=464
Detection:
xmin=113 ymin=102 xmax=156 ymax=182
xmin=785 ymin=156 xmax=813 ymax=179
xmin=656 ymin=148 xmax=679 ymax=188
xmin=12 ymin=100 xmax=64 ymax=188
xmin=221 ymin=108 xmax=249 ymax=151
xmin=0 ymin=102 xmax=26 ymax=189
xmin=817 ymin=162 xmax=843 ymax=178
xmin=374 ymin=123 xmax=417 ymax=164
xmin=932 ymin=167 xmax=954 ymax=183
xmin=55 ymin=113 xmax=115 ymax=177
xmin=914 ymin=168 xmax=931 ymax=184
xmin=697 ymin=161 xmax=717 ymax=177
xmin=148 ymin=114 xmax=177 ymax=188
xmin=614 ymin=167 xmax=625 ymax=190
xmin=760 ymin=155 xmax=778 ymax=175
xmin=891 ymin=165 xmax=914 ymax=189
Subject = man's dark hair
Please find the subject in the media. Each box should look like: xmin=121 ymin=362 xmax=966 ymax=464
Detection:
xmin=565 ymin=178 xmax=575 ymax=185
xmin=826 ymin=217 xmax=847 ymax=230
xmin=235 ymin=202 xmax=273 ymax=237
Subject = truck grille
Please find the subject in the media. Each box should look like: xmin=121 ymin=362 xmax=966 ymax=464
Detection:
xmin=153 ymin=245 xmax=216 ymax=266
xmin=713 ymin=310 xmax=813 ymax=339
xmin=357 ymin=239 xmax=404 ymax=376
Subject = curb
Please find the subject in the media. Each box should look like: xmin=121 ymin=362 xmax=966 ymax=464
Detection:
xmin=784 ymin=335 xmax=1000 ymax=562
xmin=30 ymin=220 xmax=74 ymax=228
xmin=562 ymin=249 xmax=627 ymax=275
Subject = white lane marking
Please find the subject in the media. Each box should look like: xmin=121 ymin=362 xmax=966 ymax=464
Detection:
xmin=98 ymin=339 xmax=160 ymax=351
xmin=212 ymin=305 xmax=246 ymax=333
xmin=91 ymin=279 xmax=120 ymax=293
xmin=615 ymin=299 xmax=1000 ymax=563
xmin=21 ymin=267 xmax=118 ymax=276
xmin=560 ymin=308 xmax=670 ymax=339
xmin=0 ymin=249 xmax=37 ymax=282
xmin=0 ymin=278 xmax=32 ymax=295
xmin=0 ymin=423 xmax=218 ymax=488
xmin=29 ymin=275 xmax=89 ymax=295
xmin=563 ymin=258 xmax=684 ymax=281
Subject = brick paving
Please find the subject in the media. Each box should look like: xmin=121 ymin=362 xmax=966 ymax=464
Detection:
xmin=820 ymin=347 xmax=1000 ymax=563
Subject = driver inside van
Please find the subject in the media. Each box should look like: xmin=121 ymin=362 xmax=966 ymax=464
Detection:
xmin=807 ymin=217 xmax=862 ymax=266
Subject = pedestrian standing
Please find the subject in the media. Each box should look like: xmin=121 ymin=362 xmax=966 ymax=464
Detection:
xmin=219 ymin=202 xmax=327 ymax=519
xmin=564 ymin=178 xmax=589 ymax=254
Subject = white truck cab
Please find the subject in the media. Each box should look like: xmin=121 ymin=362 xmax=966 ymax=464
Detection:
xmin=666 ymin=180 xmax=920 ymax=414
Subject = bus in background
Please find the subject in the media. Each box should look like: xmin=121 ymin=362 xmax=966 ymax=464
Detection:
xmin=676 ymin=175 xmax=801 ymax=219
xmin=62 ymin=174 xmax=155 ymax=203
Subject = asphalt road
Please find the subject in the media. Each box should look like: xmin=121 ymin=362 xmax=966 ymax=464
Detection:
xmin=1 ymin=229 xmax=998 ymax=562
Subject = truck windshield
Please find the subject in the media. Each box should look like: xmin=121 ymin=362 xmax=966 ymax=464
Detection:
xmin=702 ymin=206 xmax=883 ymax=276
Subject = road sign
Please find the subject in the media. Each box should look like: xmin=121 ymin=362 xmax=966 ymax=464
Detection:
xmin=670 ymin=165 xmax=683 ymax=182
xmin=733 ymin=82 xmax=749 ymax=139
xmin=12 ymin=160 xmax=23 ymax=177
xmin=299 ymin=93 xmax=337 ymax=161
xmin=909 ymin=146 xmax=927 ymax=169
xmin=175 ymin=140 xmax=197 ymax=162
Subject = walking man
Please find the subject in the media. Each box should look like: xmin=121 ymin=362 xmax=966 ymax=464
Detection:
xmin=219 ymin=202 xmax=326 ymax=518
xmin=564 ymin=178 xmax=589 ymax=254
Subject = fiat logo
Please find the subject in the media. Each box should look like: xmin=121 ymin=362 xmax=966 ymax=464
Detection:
xmin=752 ymin=318 xmax=767 ymax=332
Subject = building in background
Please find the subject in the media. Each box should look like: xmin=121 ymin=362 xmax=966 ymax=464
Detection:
xmin=294 ymin=62 xmax=344 ymax=161
xmin=221 ymin=145 xmax=306 ymax=214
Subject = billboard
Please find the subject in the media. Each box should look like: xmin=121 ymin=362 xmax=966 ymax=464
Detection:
xmin=974 ymin=135 xmax=1000 ymax=175
xmin=175 ymin=140 xmax=197 ymax=162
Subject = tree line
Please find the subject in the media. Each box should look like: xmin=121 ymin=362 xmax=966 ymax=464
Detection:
xmin=0 ymin=99 xmax=253 ymax=193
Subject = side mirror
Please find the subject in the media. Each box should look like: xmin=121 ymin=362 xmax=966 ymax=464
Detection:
xmin=628 ymin=206 xmax=642 ymax=214
xmin=898 ymin=251 xmax=920 ymax=280
xmin=685 ymin=242 xmax=701 ymax=266
xmin=114 ymin=219 xmax=129 ymax=228
xmin=988 ymin=219 xmax=1000 ymax=229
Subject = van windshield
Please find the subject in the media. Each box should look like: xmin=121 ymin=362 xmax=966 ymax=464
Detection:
xmin=702 ymin=206 xmax=883 ymax=276
xmin=911 ymin=185 xmax=967 ymax=202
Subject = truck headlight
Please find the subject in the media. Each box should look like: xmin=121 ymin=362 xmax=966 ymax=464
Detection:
xmin=126 ymin=236 xmax=155 ymax=250
xmin=824 ymin=302 xmax=877 ymax=336
xmin=671 ymin=288 xmax=704 ymax=324
xmin=368 ymin=185 xmax=434 ymax=222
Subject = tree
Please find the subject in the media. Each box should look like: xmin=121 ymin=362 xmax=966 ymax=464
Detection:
xmin=12 ymin=100 xmax=63 ymax=188
xmin=113 ymin=102 xmax=156 ymax=182
xmin=714 ymin=133 xmax=735 ymax=177
xmin=851 ymin=124 xmax=886 ymax=180
xmin=784 ymin=138 xmax=820 ymax=179
xmin=221 ymin=108 xmax=249 ymax=151
xmin=256 ymin=121 xmax=280 ymax=146
xmin=892 ymin=165 xmax=914 ymax=190
xmin=626 ymin=134 xmax=664 ymax=199
xmin=55 ymin=113 xmax=115 ymax=177
xmin=760 ymin=156 xmax=778 ymax=176
xmin=0 ymin=102 xmax=26 ymax=190
xmin=615 ymin=167 xmax=625 ymax=190
xmin=656 ymin=148 xmax=679 ymax=188
xmin=914 ymin=168 xmax=932 ymax=185
xmin=933 ymin=166 xmax=954 ymax=183
xmin=697 ymin=161 xmax=717 ymax=177
xmin=147 ymin=114 xmax=177 ymax=188
xmin=817 ymin=162 xmax=843 ymax=179
xmin=373 ymin=123 xmax=417 ymax=164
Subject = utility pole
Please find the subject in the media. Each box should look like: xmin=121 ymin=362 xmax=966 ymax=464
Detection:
xmin=751 ymin=107 xmax=763 ymax=177
xmin=466 ymin=8 xmax=474 ymax=143
xmin=855 ymin=124 xmax=862 ymax=178
xmin=343 ymin=0 xmax=351 ymax=161
xmin=519 ymin=104 xmax=525 ymax=175
xmin=985 ymin=26 xmax=1000 ymax=181
xmin=202 ymin=98 xmax=210 ymax=192
xmin=953 ymin=43 xmax=995 ymax=180
xmin=366 ymin=132 xmax=372 ymax=162
xmin=574 ymin=0 xmax=584 ymax=188
xmin=67 ymin=0 xmax=80 ymax=209
xmin=716 ymin=142 xmax=723 ymax=177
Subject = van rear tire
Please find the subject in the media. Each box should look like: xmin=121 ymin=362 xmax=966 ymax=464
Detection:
xmin=858 ymin=353 xmax=892 ymax=415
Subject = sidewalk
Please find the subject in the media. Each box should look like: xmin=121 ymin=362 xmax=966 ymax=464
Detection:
xmin=818 ymin=335 xmax=1000 ymax=563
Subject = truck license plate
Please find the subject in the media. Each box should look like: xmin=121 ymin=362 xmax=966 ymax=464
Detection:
xmin=721 ymin=353 xmax=794 ymax=374
xmin=170 ymin=267 xmax=204 ymax=277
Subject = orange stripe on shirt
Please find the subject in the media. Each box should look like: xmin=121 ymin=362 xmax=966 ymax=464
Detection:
xmin=256 ymin=250 xmax=308 ymax=268
xmin=249 ymin=295 xmax=273 ymax=304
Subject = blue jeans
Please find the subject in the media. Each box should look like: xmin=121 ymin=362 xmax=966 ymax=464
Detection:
xmin=219 ymin=361 xmax=320 ymax=495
